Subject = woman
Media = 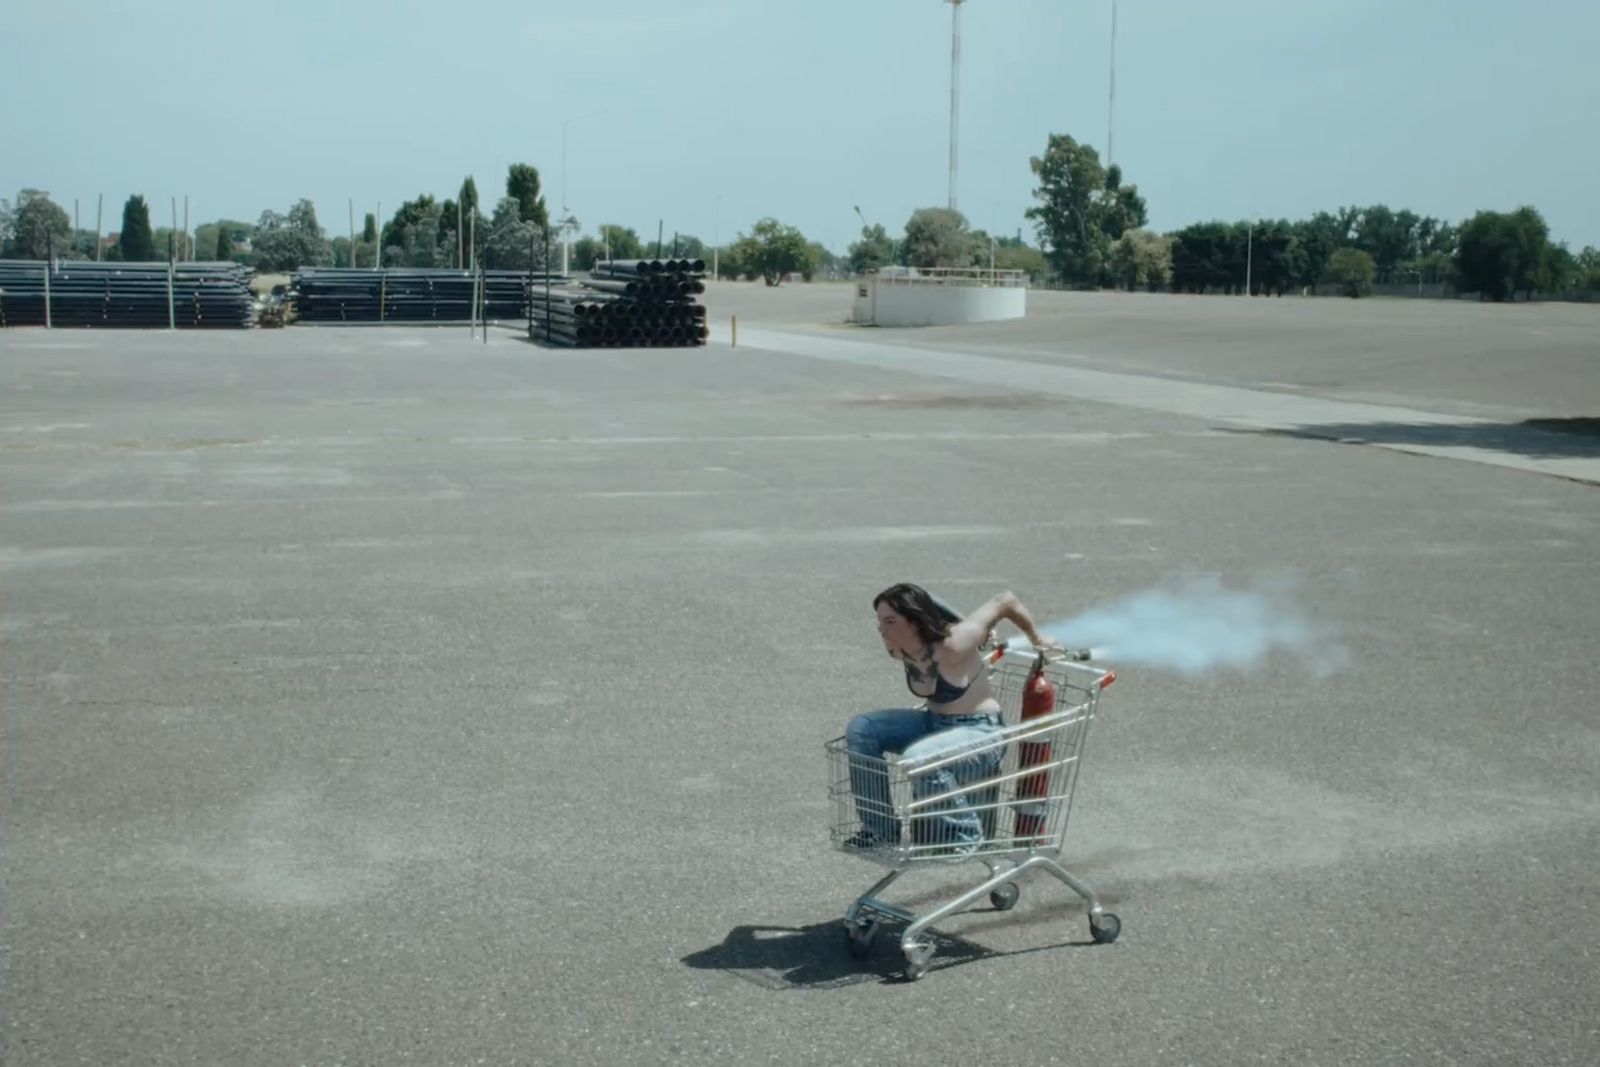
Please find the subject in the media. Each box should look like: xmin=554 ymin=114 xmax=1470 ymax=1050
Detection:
xmin=844 ymin=583 xmax=1059 ymax=852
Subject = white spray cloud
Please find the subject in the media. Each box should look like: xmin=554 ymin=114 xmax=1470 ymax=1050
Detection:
xmin=1009 ymin=573 xmax=1348 ymax=678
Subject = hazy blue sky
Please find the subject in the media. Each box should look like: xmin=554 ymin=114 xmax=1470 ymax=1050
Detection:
xmin=7 ymin=0 xmax=1597 ymax=251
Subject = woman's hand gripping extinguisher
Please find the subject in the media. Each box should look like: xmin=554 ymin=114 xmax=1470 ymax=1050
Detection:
xmin=1013 ymin=653 xmax=1055 ymax=843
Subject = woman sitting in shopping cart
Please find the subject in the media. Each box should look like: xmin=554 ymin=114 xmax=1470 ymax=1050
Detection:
xmin=844 ymin=583 xmax=1059 ymax=853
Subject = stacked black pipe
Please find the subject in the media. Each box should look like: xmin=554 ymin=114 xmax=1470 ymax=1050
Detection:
xmin=0 ymin=259 xmax=257 ymax=328
xmin=532 ymin=257 xmax=708 ymax=348
xmin=290 ymin=267 xmax=568 ymax=323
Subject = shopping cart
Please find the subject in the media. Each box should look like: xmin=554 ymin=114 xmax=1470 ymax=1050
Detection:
xmin=824 ymin=641 xmax=1120 ymax=980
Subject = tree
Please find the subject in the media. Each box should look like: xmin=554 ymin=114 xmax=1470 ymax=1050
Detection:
xmin=570 ymin=235 xmax=601 ymax=270
xmin=454 ymin=176 xmax=487 ymax=267
xmin=1455 ymin=207 xmax=1549 ymax=301
xmin=902 ymin=206 xmax=974 ymax=269
xmin=803 ymin=241 xmax=836 ymax=280
xmin=1577 ymin=247 xmax=1600 ymax=294
xmin=1541 ymin=243 xmax=1575 ymax=295
xmin=506 ymin=163 xmax=548 ymax=230
xmin=1289 ymin=211 xmax=1347 ymax=291
xmin=1026 ymin=133 xmax=1107 ymax=285
xmin=666 ymin=234 xmax=705 ymax=259
xmin=1097 ymin=164 xmax=1148 ymax=247
xmin=1110 ymin=228 xmax=1172 ymax=291
xmin=596 ymin=224 xmax=642 ymax=261
xmin=483 ymin=196 xmax=548 ymax=270
xmin=1324 ymin=247 xmax=1375 ymax=298
xmin=438 ymin=198 xmax=459 ymax=263
xmin=2 ymin=189 xmax=71 ymax=259
xmin=381 ymin=195 xmax=437 ymax=263
xmin=119 ymin=194 xmax=154 ymax=262
xmin=252 ymin=199 xmax=333 ymax=271
xmin=1025 ymin=133 xmax=1145 ymax=286
xmin=733 ymin=217 xmax=813 ymax=285
xmin=215 ymin=228 xmax=233 ymax=260
xmin=1239 ymin=220 xmax=1300 ymax=296
xmin=1352 ymin=205 xmax=1421 ymax=284
xmin=993 ymin=241 xmax=1049 ymax=283
xmin=362 ymin=213 xmax=377 ymax=245
xmin=1169 ymin=222 xmax=1235 ymax=293
xmin=391 ymin=201 xmax=448 ymax=268
xmin=847 ymin=223 xmax=895 ymax=273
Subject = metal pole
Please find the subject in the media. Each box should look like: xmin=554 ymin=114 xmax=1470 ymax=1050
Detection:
xmin=481 ymin=263 xmax=487 ymax=345
xmin=948 ymin=0 xmax=962 ymax=210
xmin=1108 ymin=0 xmax=1118 ymax=166
xmin=75 ymin=200 xmax=80 ymax=256
xmin=375 ymin=202 xmax=382 ymax=269
xmin=657 ymin=220 xmax=663 ymax=259
xmin=457 ymin=199 xmax=464 ymax=269
xmin=167 ymin=239 xmax=175 ymax=331
xmin=469 ymin=209 xmax=476 ymax=272
xmin=528 ymin=230 xmax=535 ymax=336
xmin=349 ymin=199 xmax=356 ymax=267
xmin=183 ymin=196 xmax=189 ymax=261
xmin=43 ymin=254 xmax=51 ymax=329
xmin=96 ymin=194 xmax=103 ymax=262
xmin=544 ymin=229 xmax=552 ymax=345
xmin=1246 ymin=221 xmax=1253 ymax=296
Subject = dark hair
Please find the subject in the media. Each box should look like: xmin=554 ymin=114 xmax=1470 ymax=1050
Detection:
xmin=872 ymin=583 xmax=953 ymax=646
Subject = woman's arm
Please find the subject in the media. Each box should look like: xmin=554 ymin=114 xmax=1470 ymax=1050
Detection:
xmin=944 ymin=590 xmax=1052 ymax=657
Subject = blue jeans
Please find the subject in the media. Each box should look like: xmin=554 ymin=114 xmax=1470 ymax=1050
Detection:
xmin=846 ymin=708 xmax=1004 ymax=846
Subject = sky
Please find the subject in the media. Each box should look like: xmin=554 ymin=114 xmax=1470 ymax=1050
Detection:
xmin=6 ymin=0 xmax=1597 ymax=252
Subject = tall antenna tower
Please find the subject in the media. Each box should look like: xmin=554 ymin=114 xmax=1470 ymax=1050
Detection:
xmin=1107 ymin=0 xmax=1118 ymax=166
xmin=948 ymin=0 xmax=964 ymax=211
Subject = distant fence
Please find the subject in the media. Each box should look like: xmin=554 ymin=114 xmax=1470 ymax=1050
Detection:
xmin=862 ymin=265 xmax=1029 ymax=289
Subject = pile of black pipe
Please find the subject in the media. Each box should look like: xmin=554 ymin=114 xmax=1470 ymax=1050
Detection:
xmin=0 ymin=259 xmax=257 ymax=328
xmin=531 ymin=257 xmax=708 ymax=348
xmin=290 ymin=267 xmax=567 ymax=324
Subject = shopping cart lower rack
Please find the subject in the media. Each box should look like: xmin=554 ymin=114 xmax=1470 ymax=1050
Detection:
xmin=824 ymin=643 xmax=1120 ymax=980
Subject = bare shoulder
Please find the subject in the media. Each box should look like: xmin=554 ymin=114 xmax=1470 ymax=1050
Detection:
xmin=942 ymin=591 xmax=1019 ymax=657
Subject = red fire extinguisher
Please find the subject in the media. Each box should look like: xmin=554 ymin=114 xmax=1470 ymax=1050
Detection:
xmin=1013 ymin=657 xmax=1055 ymax=842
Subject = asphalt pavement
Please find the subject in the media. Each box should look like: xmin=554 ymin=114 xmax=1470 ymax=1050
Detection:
xmin=3 ymin=301 xmax=1597 ymax=1066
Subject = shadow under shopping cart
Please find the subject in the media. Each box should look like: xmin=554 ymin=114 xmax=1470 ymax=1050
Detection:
xmin=680 ymin=900 xmax=1113 ymax=990
xmin=680 ymin=921 xmax=998 ymax=989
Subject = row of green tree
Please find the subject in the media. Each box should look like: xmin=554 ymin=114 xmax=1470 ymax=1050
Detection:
xmin=1 ymin=165 xmax=553 ymax=274
xmin=833 ymin=133 xmax=1597 ymax=301
xmin=11 ymin=143 xmax=1595 ymax=301
xmin=564 ymin=220 xmax=842 ymax=285
xmin=3 ymin=180 xmax=835 ymax=285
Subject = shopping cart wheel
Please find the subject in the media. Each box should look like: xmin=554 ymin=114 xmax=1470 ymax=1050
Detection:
xmin=844 ymin=921 xmax=879 ymax=960
xmin=901 ymin=940 xmax=936 ymax=982
xmin=989 ymin=883 xmax=1020 ymax=911
xmin=1089 ymin=912 xmax=1121 ymax=944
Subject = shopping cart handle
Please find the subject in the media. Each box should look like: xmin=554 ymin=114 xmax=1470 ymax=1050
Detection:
xmin=986 ymin=643 xmax=1092 ymax=665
